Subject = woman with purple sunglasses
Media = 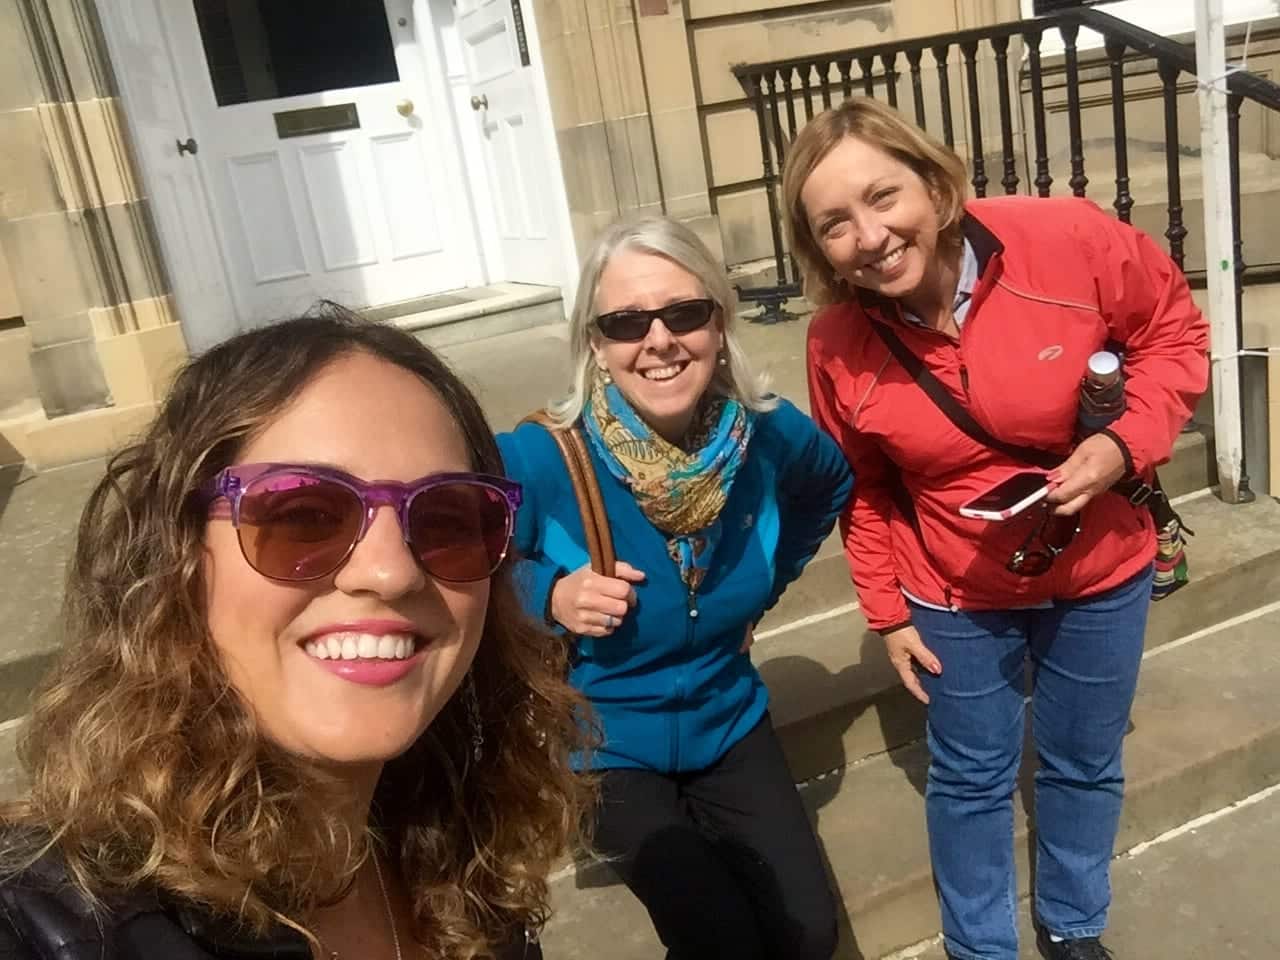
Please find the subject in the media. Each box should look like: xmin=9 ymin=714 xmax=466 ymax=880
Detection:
xmin=0 ymin=306 xmax=594 ymax=959
xmin=499 ymin=216 xmax=854 ymax=959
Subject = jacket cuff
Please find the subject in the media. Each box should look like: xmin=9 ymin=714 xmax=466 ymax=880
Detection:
xmin=515 ymin=558 xmax=567 ymax=631
xmin=1099 ymin=427 xmax=1136 ymax=477
xmin=877 ymin=619 xmax=914 ymax=637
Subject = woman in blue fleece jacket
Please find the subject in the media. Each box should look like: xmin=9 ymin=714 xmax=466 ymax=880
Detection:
xmin=497 ymin=216 xmax=853 ymax=960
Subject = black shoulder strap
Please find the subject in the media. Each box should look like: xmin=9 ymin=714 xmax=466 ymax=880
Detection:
xmin=869 ymin=320 xmax=1062 ymax=471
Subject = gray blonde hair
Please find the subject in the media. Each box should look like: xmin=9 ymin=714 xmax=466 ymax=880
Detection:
xmin=548 ymin=215 xmax=776 ymax=427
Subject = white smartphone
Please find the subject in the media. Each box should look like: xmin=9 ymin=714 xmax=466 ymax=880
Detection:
xmin=958 ymin=471 xmax=1053 ymax=521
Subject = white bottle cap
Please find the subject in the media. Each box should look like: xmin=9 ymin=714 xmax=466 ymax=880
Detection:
xmin=1088 ymin=351 xmax=1121 ymax=377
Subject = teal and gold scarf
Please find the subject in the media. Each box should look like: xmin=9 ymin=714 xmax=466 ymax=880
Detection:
xmin=582 ymin=374 xmax=755 ymax=592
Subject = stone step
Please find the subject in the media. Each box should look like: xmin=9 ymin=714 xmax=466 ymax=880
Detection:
xmin=910 ymin=785 xmax=1280 ymax=958
xmin=760 ymin=492 xmax=1280 ymax=782
xmin=541 ymin=602 xmax=1280 ymax=959
xmin=382 ymin=282 xmax=564 ymax=350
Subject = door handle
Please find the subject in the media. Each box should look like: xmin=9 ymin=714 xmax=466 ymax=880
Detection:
xmin=176 ymin=137 xmax=198 ymax=156
xmin=396 ymin=98 xmax=414 ymax=117
xmin=470 ymin=94 xmax=488 ymax=111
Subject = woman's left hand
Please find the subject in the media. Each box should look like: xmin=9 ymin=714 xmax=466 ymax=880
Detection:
xmin=1046 ymin=433 xmax=1127 ymax=516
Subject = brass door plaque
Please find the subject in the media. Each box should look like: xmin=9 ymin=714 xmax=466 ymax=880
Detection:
xmin=274 ymin=103 xmax=360 ymax=139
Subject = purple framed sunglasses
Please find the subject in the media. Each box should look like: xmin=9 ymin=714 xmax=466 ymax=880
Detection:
xmin=198 ymin=462 xmax=522 ymax=583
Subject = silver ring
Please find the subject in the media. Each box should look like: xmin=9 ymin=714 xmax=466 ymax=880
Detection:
xmin=604 ymin=613 xmax=615 ymax=629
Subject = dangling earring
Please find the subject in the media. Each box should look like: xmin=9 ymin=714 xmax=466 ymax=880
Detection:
xmin=598 ymin=365 xmax=613 ymax=385
xmin=464 ymin=675 xmax=483 ymax=763
xmin=718 ymin=353 xmax=728 ymax=367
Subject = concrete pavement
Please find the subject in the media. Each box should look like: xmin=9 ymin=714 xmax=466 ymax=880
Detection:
xmin=910 ymin=785 xmax=1280 ymax=959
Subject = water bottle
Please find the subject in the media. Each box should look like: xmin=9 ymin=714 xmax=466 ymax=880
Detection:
xmin=1076 ymin=350 xmax=1189 ymax=597
xmin=1076 ymin=350 xmax=1125 ymax=437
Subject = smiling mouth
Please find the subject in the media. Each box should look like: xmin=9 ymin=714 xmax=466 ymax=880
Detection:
xmin=865 ymin=244 xmax=908 ymax=273
xmin=640 ymin=361 xmax=688 ymax=382
xmin=302 ymin=632 xmax=423 ymax=661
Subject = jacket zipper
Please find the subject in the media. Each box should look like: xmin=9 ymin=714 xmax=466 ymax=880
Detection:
xmin=669 ymin=586 xmax=699 ymax=772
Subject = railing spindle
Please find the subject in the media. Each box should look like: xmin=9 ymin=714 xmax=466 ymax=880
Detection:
xmin=752 ymin=74 xmax=789 ymax=286
xmin=906 ymin=49 xmax=927 ymax=129
xmin=933 ymin=44 xmax=956 ymax=149
xmin=881 ymin=52 xmax=899 ymax=109
xmin=991 ymin=35 xmax=1019 ymax=194
xmin=1061 ymin=21 xmax=1089 ymax=197
xmin=800 ymin=64 xmax=815 ymax=121
xmin=1157 ymin=60 xmax=1187 ymax=269
xmin=818 ymin=61 xmax=833 ymax=109
xmin=1104 ymin=39 xmax=1133 ymax=222
xmin=838 ymin=59 xmax=853 ymax=102
xmin=767 ymin=71 xmax=788 ymax=168
xmin=781 ymin=67 xmax=799 ymax=140
xmin=859 ymin=55 xmax=876 ymax=97
xmin=1025 ymin=29 xmax=1053 ymax=196
xmin=960 ymin=40 xmax=988 ymax=197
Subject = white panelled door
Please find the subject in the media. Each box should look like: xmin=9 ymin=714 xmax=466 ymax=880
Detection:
xmin=164 ymin=0 xmax=481 ymax=323
xmin=456 ymin=0 xmax=562 ymax=285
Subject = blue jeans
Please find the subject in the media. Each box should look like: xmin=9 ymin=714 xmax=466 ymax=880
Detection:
xmin=912 ymin=566 xmax=1152 ymax=960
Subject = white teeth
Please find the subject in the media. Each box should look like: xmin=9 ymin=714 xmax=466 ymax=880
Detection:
xmin=642 ymin=364 xmax=682 ymax=381
xmin=305 ymin=632 xmax=418 ymax=662
xmin=871 ymin=246 xmax=906 ymax=271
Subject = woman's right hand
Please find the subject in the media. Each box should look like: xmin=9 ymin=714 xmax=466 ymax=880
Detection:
xmin=884 ymin=624 xmax=941 ymax=704
xmin=550 ymin=561 xmax=646 ymax=637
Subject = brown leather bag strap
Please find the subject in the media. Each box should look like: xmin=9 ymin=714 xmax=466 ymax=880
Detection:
xmin=518 ymin=412 xmax=616 ymax=577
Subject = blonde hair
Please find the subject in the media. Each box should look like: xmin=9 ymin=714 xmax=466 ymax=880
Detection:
xmin=780 ymin=97 xmax=970 ymax=306
xmin=1 ymin=306 xmax=596 ymax=958
xmin=548 ymin=214 xmax=775 ymax=427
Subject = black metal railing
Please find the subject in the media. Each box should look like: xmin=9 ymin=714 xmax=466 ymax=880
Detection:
xmin=731 ymin=7 xmax=1280 ymax=495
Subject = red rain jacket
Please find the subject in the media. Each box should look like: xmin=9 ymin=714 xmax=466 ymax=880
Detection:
xmin=807 ymin=196 xmax=1210 ymax=631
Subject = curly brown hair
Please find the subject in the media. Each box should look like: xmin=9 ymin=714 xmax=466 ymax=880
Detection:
xmin=0 ymin=305 xmax=596 ymax=957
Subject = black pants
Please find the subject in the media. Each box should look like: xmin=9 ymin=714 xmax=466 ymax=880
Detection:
xmin=592 ymin=714 xmax=838 ymax=960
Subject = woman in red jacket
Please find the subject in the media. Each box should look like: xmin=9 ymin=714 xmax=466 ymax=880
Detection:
xmin=781 ymin=98 xmax=1208 ymax=960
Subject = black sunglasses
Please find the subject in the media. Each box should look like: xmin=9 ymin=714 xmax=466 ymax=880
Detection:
xmin=1006 ymin=506 xmax=1080 ymax=577
xmin=594 ymin=298 xmax=717 ymax=342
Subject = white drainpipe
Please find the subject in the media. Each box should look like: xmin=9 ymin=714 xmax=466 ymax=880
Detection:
xmin=1194 ymin=0 xmax=1249 ymax=502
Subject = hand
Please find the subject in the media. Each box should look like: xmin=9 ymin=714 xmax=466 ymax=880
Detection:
xmin=740 ymin=624 xmax=755 ymax=654
xmin=550 ymin=561 xmax=646 ymax=637
xmin=884 ymin=624 xmax=941 ymax=705
xmin=1046 ymin=432 xmax=1127 ymax=517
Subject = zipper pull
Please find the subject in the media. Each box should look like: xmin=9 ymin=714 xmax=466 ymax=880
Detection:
xmin=959 ymin=364 xmax=970 ymax=396
xmin=687 ymin=590 xmax=699 ymax=619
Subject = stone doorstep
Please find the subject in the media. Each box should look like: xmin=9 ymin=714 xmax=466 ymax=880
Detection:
xmin=390 ymin=284 xmax=565 ymax=351
xmin=541 ymin=607 xmax=1280 ymax=960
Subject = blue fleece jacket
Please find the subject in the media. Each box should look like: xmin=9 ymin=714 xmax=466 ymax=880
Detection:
xmin=497 ymin=398 xmax=853 ymax=773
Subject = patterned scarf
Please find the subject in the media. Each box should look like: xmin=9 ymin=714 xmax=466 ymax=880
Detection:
xmin=583 ymin=374 xmax=755 ymax=592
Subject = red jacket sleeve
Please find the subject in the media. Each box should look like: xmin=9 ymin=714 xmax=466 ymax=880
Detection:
xmin=807 ymin=316 xmax=912 ymax=633
xmin=1080 ymin=201 xmax=1210 ymax=476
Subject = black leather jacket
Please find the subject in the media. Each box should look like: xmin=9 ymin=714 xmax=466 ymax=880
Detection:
xmin=0 ymin=852 xmax=541 ymax=959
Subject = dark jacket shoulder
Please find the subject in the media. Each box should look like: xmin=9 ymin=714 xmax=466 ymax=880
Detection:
xmin=0 ymin=848 xmax=309 ymax=959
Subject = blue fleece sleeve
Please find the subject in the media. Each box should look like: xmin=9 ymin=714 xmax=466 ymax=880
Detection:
xmin=497 ymin=428 xmax=568 ymax=626
xmin=764 ymin=400 xmax=854 ymax=612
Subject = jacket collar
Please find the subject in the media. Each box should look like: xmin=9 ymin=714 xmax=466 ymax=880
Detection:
xmin=172 ymin=902 xmax=311 ymax=959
